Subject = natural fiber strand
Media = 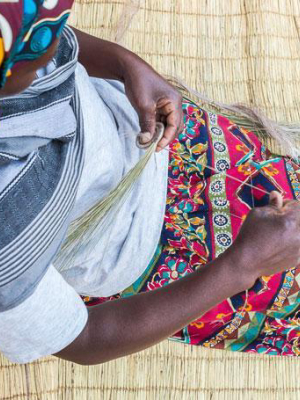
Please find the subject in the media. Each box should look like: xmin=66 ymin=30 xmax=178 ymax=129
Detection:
xmin=167 ymin=76 xmax=300 ymax=159
xmin=56 ymin=67 xmax=300 ymax=271
xmin=54 ymin=123 xmax=165 ymax=271
xmin=4 ymin=1 xmax=300 ymax=399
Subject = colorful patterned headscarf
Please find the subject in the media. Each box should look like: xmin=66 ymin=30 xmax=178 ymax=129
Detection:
xmin=0 ymin=0 xmax=74 ymax=88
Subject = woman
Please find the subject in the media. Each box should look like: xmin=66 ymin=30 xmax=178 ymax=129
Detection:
xmin=1 ymin=1 xmax=300 ymax=365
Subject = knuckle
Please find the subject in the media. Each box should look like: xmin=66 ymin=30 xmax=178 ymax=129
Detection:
xmin=140 ymin=102 xmax=155 ymax=114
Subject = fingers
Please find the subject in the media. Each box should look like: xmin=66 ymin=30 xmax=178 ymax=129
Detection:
xmin=137 ymin=93 xmax=183 ymax=151
xmin=266 ymin=191 xmax=300 ymax=213
xmin=251 ymin=192 xmax=300 ymax=232
xmin=137 ymin=122 xmax=164 ymax=149
xmin=138 ymin=105 xmax=157 ymax=145
xmin=269 ymin=191 xmax=283 ymax=208
xmin=156 ymin=99 xmax=184 ymax=152
xmin=282 ymin=199 xmax=300 ymax=218
xmin=156 ymin=110 xmax=177 ymax=152
xmin=138 ymin=131 xmax=152 ymax=145
xmin=267 ymin=193 xmax=300 ymax=227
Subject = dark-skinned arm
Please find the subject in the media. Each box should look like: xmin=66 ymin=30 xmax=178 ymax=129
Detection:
xmin=71 ymin=26 xmax=129 ymax=81
xmin=70 ymin=26 xmax=184 ymax=152
xmin=54 ymin=193 xmax=300 ymax=365
xmin=54 ymin=250 xmax=249 ymax=365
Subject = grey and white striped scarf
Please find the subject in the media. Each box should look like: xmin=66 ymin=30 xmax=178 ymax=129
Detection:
xmin=0 ymin=26 xmax=85 ymax=311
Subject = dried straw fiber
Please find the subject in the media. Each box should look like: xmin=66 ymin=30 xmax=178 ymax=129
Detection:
xmin=2 ymin=0 xmax=300 ymax=399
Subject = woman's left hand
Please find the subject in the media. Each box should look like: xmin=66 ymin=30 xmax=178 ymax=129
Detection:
xmin=122 ymin=54 xmax=184 ymax=152
xmin=72 ymin=27 xmax=184 ymax=151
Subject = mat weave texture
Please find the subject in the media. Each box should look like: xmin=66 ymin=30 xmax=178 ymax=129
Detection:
xmin=2 ymin=1 xmax=300 ymax=399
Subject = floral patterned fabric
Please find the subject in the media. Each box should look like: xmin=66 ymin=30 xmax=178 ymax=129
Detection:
xmin=82 ymin=99 xmax=300 ymax=357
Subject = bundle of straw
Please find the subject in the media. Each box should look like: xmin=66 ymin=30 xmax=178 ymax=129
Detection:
xmin=168 ymin=76 xmax=300 ymax=160
xmin=55 ymin=75 xmax=300 ymax=271
xmin=54 ymin=122 xmax=165 ymax=271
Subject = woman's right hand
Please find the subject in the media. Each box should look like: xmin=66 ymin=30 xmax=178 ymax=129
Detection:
xmin=227 ymin=191 xmax=300 ymax=289
xmin=54 ymin=189 xmax=300 ymax=366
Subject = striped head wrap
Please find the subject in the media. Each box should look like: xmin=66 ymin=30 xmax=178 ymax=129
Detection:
xmin=0 ymin=0 xmax=74 ymax=88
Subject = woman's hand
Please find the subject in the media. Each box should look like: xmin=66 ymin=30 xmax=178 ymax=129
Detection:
xmin=122 ymin=54 xmax=184 ymax=152
xmin=54 ymin=188 xmax=300 ymax=366
xmin=225 ymin=191 xmax=300 ymax=289
xmin=72 ymin=27 xmax=184 ymax=151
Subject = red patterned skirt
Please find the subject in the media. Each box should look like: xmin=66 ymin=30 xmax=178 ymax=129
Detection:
xmin=82 ymin=99 xmax=300 ymax=357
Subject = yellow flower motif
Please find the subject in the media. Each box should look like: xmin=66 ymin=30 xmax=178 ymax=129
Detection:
xmin=290 ymin=319 xmax=300 ymax=327
xmin=237 ymin=163 xmax=254 ymax=175
xmin=236 ymin=143 xmax=250 ymax=154
xmin=262 ymin=165 xmax=279 ymax=177
xmin=216 ymin=313 xmax=227 ymax=319
xmin=292 ymin=343 xmax=300 ymax=356
xmin=238 ymin=303 xmax=252 ymax=312
xmin=189 ymin=217 xmax=203 ymax=226
xmin=173 ymin=141 xmax=185 ymax=152
xmin=262 ymin=321 xmax=273 ymax=335
xmin=165 ymin=223 xmax=175 ymax=231
xmin=191 ymin=321 xmax=204 ymax=329
xmin=194 ymin=110 xmax=206 ymax=126
xmin=240 ymin=127 xmax=251 ymax=136
xmin=0 ymin=38 xmax=4 ymax=67
xmin=191 ymin=143 xmax=208 ymax=155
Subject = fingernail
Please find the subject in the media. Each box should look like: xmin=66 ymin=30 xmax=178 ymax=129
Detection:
xmin=139 ymin=132 xmax=152 ymax=144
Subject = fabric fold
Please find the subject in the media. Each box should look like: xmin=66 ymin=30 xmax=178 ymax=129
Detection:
xmin=0 ymin=24 xmax=79 ymax=164
xmin=0 ymin=26 xmax=85 ymax=311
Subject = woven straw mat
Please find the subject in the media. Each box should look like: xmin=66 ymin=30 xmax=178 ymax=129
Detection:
xmin=1 ymin=1 xmax=300 ymax=399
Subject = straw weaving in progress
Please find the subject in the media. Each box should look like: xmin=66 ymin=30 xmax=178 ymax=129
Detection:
xmin=2 ymin=1 xmax=300 ymax=400
xmin=81 ymin=98 xmax=300 ymax=355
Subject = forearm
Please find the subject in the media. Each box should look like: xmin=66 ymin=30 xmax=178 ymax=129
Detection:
xmin=54 ymin=253 xmax=252 ymax=365
xmin=71 ymin=26 xmax=140 ymax=81
xmin=70 ymin=26 xmax=183 ymax=148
